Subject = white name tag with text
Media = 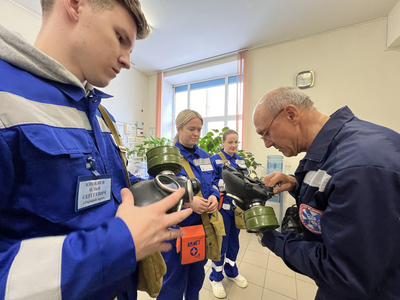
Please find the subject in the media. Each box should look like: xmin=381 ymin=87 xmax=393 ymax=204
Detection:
xmin=76 ymin=175 xmax=112 ymax=211
xmin=200 ymin=164 xmax=213 ymax=172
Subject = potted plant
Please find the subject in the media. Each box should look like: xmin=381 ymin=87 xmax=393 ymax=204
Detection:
xmin=197 ymin=127 xmax=261 ymax=171
xmin=127 ymin=136 xmax=172 ymax=161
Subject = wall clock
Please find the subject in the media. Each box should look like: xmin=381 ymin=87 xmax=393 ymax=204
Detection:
xmin=295 ymin=71 xmax=314 ymax=89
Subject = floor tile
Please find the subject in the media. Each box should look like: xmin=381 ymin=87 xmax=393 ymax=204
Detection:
xmin=237 ymin=261 xmax=266 ymax=287
xmin=241 ymin=249 xmax=269 ymax=269
xmin=262 ymin=288 xmax=296 ymax=300
xmin=239 ymin=230 xmax=253 ymax=240
xmin=227 ymin=282 xmax=263 ymax=300
xmin=295 ymin=273 xmax=315 ymax=284
xmin=137 ymin=291 xmax=151 ymax=300
xmin=296 ymin=280 xmax=318 ymax=300
xmin=267 ymin=255 xmax=295 ymax=278
xmin=236 ymin=246 xmax=246 ymax=261
xmin=264 ymin=270 xmax=297 ymax=299
xmin=238 ymin=235 xmax=251 ymax=250
xmin=247 ymin=239 xmax=270 ymax=255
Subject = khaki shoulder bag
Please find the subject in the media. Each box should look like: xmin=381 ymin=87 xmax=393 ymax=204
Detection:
xmin=99 ymin=105 xmax=166 ymax=298
xmin=181 ymin=156 xmax=225 ymax=261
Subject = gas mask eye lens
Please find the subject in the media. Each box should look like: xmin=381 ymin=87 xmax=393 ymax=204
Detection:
xmin=155 ymin=174 xmax=180 ymax=192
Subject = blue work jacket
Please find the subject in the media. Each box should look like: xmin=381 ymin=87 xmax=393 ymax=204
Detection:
xmin=174 ymin=141 xmax=220 ymax=226
xmin=211 ymin=150 xmax=247 ymax=216
xmin=262 ymin=106 xmax=400 ymax=300
xmin=0 ymin=58 xmax=139 ymax=299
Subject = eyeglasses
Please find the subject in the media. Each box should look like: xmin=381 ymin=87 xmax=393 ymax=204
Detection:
xmin=260 ymin=108 xmax=284 ymax=141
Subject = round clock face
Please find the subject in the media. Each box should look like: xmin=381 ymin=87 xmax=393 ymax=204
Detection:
xmin=295 ymin=71 xmax=314 ymax=89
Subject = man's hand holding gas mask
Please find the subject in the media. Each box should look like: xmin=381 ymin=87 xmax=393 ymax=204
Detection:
xmin=115 ymin=188 xmax=192 ymax=261
xmin=263 ymin=171 xmax=296 ymax=194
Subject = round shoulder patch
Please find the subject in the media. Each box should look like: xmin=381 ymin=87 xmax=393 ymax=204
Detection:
xmin=299 ymin=204 xmax=323 ymax=234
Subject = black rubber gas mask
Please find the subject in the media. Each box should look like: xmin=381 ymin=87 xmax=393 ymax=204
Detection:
xmin=222 ymin=164 xmax=279 ymax=233
xmin=129 ymin=146 xmax=201 ymax=213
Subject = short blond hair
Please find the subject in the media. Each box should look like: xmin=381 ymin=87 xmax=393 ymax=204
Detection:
xmin=40 ymin=0 xmax=150 ymax=39
xmin=173 ymin=109 xmax=203 ymax=145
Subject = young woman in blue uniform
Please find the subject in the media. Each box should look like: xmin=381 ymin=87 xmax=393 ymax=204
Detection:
xmin=209 ymin=129 xmax=248 ymax=298
xmin=157 ymin=109 xmax=220 ymax=300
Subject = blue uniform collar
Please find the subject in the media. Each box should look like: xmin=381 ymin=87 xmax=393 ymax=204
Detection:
xmin=303 ymin=106 xmax=355 ymax=165
xmin=221 ymin=149 xmax=240 ymax=160
xmin=175 ymin=141 xmax=202 ymax=158
xmin=51 ymin=81 xmax=113 ymax=102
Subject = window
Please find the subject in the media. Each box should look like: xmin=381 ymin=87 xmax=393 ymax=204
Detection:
xmin=173 ymin=75 xmax=243 ymax=147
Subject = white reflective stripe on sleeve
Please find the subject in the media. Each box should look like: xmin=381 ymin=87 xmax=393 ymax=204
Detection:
xmin=212 ymin=185 xmax=219 ymax=193
xmin=303 ymin=170 xmax=331 ymax=192
xmin=225 ymin=258 xmax=236 ymax=267
xmin=0 ymin=92 xmax=91 ymax=130
xmin=5 ymin=236 xmax=66 ymax=300
xmin=211 ymin=262 xmax=223 ymax=272
xmin=217 ymin=179 xmax=224 ymax=189
xmin=193 ymin=157 xmax=211 ymax=166
xmin=218 ymin=179 xmax=225 ymax=191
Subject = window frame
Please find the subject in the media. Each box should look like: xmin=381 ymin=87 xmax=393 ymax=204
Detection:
xmin=172 ymin=74 xmax=242 ymax=145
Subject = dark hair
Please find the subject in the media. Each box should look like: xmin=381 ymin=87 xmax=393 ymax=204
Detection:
xmin=40 ymin=0 xmax=151 ymax=39
xmin=222 ymin=129 xmax=238 ymax=142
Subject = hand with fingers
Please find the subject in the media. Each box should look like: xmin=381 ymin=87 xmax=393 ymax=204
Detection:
xmin=115 ymin=188 xmax=193 ymax=261
xmin=188 ymin=195 xmax=209 ymax=214
xmin=263 ymin=171 xmax=297 ymax=194
xmin=207 ymin=195 xmax=218 ymax=213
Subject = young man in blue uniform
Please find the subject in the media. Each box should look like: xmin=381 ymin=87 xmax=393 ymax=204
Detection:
xmin=209 ymin=129 xmax=248 ymax=298
xmin=253 ymin=86 xmax=400 ymax=300
xmin=0 ymin=1 xmax=192 ymax=299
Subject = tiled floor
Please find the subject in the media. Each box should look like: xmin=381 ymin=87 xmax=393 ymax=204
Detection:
xmin=138 ymin=230 xmax=318 ymax=300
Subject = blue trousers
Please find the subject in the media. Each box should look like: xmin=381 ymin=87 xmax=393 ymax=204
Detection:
xmin=157 ymin=241 xmax=207 ymax=300
xmin=209 ymin=208 xmax=240 ymax=282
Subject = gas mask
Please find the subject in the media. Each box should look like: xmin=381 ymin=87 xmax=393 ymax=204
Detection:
xmin=222 ymin=164 xmax=279 ymax=233
xmin=129 ymin=145 xmax=201 ymax=213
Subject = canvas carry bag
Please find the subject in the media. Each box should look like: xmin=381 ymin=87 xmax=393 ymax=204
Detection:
xmin=217 ymin=151 xmax=247 ymax=230
xmin=181 ymin=157 xmax=225 ymax=261
xmin=99 ymin=105 xmax=166 ymax=298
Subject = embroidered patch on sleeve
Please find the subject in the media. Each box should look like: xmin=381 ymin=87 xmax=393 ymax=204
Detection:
xmin=299 ymin=204 xmax=323 ymax=234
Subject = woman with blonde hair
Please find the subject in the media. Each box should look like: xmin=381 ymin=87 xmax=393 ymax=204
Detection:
xmin=209 ymin=129 xmax=248 ymax=298
xmin=157 ymin=109 xmax=220 ymax=300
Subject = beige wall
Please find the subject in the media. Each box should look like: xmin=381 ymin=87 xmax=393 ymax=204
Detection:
xmin=245 ymin=18 xmax=400 ymax=176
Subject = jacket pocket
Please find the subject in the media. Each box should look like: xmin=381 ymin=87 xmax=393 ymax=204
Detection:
xmin=20 ymin=125 xmax=97 ymax=223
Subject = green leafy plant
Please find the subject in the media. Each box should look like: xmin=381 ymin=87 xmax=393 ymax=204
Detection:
xmin=198 ymin=127 xmax=261 ymax=171
xmin=237 ymin=150 xmax=262 ymax=170
xmin=127 ymin=135 xmax=172 ymax=161
xmin=197 ymin=127 xmax=229 ymax=156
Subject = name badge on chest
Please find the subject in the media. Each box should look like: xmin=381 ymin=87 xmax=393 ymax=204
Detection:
xmin=200 ymin=164 xmax=213 ymax=172
xmin=75 ymin=175 xmax=112 ymax=211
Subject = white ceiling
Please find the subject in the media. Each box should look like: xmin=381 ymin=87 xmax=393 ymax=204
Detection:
xmin=12 ymin=0 xmax=400 ymax=76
